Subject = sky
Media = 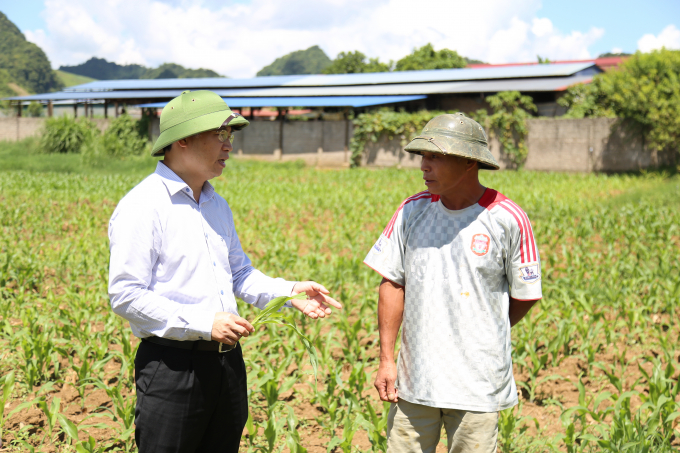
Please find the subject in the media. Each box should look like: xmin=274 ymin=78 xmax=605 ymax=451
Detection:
xmin=1 ymin=0 xmax=678 ymax=79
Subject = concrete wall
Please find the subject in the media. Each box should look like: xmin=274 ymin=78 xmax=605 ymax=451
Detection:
xmin=361 ymin=118 xmax=677 ymax=172
xmin=4 ymin=116 xmax=676 ymax=172
xmin=0 ymin=117 xmax=112 ymax=142
xmin=232 ymin=120 xmax=351 ymax=167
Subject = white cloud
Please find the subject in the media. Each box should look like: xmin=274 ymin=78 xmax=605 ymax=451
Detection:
xmin=531 ymin=17 xmax=553 ymax=37
xmin=638 ymin=24 xmax=680 ymax=52
xmin=611 ymin=47 xmax=623 ymax=54
xmin=23 ymin=0 xmax=607 ymax=78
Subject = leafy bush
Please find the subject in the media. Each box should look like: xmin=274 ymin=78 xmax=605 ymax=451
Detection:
xmin=26 ymin=102 xmax=43 ymax=118
xmin=558 ymin=83 xmax=616 ymax=119
xmin=40 ymin=116 xmax=100 ymax=154
xmin=349 ymin=109 xmax=454 ymax=167
xmin=472 ymin=91 xmax=537 ymax=168
xmin=560 ymin=49 xmax=680 ymax=154
xmin=81 ymin=114 xmax=149 ymax=164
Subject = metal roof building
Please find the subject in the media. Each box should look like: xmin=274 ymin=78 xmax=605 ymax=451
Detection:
xmin=4 ymin=62 xmax=600 ymax=118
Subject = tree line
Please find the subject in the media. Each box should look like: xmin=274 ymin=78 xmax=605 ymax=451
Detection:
xmin=257 ymin=43 xmax=485 ymax=76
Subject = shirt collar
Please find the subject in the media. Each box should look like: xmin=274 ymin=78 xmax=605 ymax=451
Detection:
xmin=155 ymin=161 xmax=216 ymax=203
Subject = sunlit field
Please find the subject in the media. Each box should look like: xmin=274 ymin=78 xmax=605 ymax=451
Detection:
xmin=1 ymin=157 xmax=679 ymax=452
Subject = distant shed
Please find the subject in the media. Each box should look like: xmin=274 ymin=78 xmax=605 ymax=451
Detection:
xmin=3 ymin=61 xmax=602 ymax=118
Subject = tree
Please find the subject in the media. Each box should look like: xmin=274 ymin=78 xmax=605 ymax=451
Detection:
xmin=141 ymin=63 xmax=221 ymax=79
xmin=561 ymin=49 xmax=680 ymax=154
xmin=323 ymin=51 xmax=391 ymax=74
xmin=257 ymin=46 xmax=331 ymax=76
xmin=0 ymin=12 xmax=62 ymax=93
xmin=557 ymin=83 xmax=615 ymax=118
xmin=60 ymin=57 xmax=146 ymax=80
xmin=394 ymin=43 xmax=467 ymax=71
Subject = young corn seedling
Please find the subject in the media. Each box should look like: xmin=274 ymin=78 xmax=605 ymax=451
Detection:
xmin=251 ymin=293 xmax=320 ymax=382
xmin=0 ymin=371 xmax=15 ymax=448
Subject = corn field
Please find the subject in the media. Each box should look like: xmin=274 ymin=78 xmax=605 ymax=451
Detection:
xmin=0 ymin=161 xmax=679 ymax=452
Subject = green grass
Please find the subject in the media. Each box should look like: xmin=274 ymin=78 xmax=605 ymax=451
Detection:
xmin=54 ymin=70 xmax=97 ymax=88
xmin=0 ymin=152 xmax=679 ymax=452
xmin=0 ymin=138 xmax=158 ymax=175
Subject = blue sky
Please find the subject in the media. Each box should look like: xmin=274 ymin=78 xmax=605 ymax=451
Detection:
xmin=539 ymin=0 xmax=680 ymax=55
xmin=0 ymin=0 xmax=678 ymax=78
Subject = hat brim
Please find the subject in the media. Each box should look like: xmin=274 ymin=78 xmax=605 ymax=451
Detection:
xmin=151 ymin=110 xmax=250 ymax=156
xmin=404 ymin=136 xmax=500 ymax=170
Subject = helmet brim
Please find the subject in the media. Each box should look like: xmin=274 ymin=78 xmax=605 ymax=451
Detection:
xmin=404 ymin=136 xmax=500 ymax=170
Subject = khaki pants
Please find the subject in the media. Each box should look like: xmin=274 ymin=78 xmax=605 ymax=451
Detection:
xmin=386 ymin=399 xmax=498 ymax=453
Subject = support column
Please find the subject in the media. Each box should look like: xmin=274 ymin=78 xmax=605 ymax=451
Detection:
xmin=73 ymin=103 xmax=78 ymax=118
xmin=84 ymin=102 xmax=88 ymax=118
xmin=114 ymin=101 xmax=119 ymax=118
xmin=104 ymin=102 xmax=108 ymax=119
xmin=47 ymin=100 xmax=53 ymax=117
xmin=17 ymin=102 xmax=22 ymax=117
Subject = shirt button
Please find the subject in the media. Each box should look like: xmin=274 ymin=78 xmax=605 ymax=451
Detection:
xmin=185 ymin=188 xmax=189 ymax=192
xmin=221 ymin=290 xmax=224 ymax=295
xmin=213 ymin=262 xmax=216 ymax=266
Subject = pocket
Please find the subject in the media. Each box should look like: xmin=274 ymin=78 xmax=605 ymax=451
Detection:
xmin=135 ymin=342 xmax=164 ymax=395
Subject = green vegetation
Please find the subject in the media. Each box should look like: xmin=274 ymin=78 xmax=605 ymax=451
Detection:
xmin=0 ymin=137 xmax=157 ymax=174
xmin=59 ymin=57 xmax=223 ymax=80
xmin=559 ymin=49 xmax=680 ymax=154
xmin=54 ymin=70 xmax=97 ymax=88
xmin=349 ymin=109 xmax=452 ymax=166
xmin=0 ymin=12 xmax=62 ymax=94
xmin=324 ymin=43 xmax=483 ymax=75
xmin=40 ymin=116 xmax=101 ymax=154
xmin=37 ymin=115 xmax=151 ymax=169
xmin=472 ymin=91 xmax=538 ymax=167
xmin=323 ymin=51 xmax=391 ymax=74
xmin=257 ymin=45 xmax=332 ymax=77
xmin=140 ymin=63 xmax=221 ymax=79
xmin=0 ymin=155 xmax=678 ymax=451
xmin=394 ymin=43 xmax=468 ymax=71
xmin=350 ymin=91 xmax=537 ymax=168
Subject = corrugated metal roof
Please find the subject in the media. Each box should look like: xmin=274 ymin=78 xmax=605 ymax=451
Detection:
xmin=62 ymin=62 xmax=599 ymax=92
xmin=137 ymin=95 xmax=426 ymax=108
xmin=3 ymin=76 xmax=591 ymax=102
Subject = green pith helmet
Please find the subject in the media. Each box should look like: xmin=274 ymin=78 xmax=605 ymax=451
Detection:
xmin=404 ymin=113 xmax=499 ymax=170
xmin=151 ymin=90 xmax=250 ymax=156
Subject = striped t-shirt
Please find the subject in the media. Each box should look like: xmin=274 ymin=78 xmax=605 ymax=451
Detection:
xmin=364 ymin=188 xmax=542 ymax=411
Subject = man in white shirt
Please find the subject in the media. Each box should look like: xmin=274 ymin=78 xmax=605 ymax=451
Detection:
xmin=108 ymin=90 xmax=341 ymax=452
xmin=364 ymin=113 xmax=541 ymax=453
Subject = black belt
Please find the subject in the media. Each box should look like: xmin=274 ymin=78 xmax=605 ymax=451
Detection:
xmin=143 ymin=336 xmax=237 ymax=353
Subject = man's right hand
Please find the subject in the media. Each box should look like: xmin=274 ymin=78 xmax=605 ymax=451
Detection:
xmin=374 ymin=360 xmax=399 ymax=403
xmin=211 ymin=312 xmax=254 ymax=345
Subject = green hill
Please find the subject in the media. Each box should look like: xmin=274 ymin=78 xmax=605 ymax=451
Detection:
xmin=59 ymin=57 xmax=224 ymax=80
xmin=257 ymin=46 xmax=331 ymax=76
xmin=55 ymin=70 xmax=96 ymax=87
xmin=0 ymin=11 xmax=63 ymax=95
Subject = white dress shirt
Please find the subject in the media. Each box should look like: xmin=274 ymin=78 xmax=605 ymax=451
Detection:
xmin=108 ymin=162 xmax=296 ymax=341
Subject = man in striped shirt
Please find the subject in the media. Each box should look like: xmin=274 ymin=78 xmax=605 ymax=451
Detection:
xmin=364 ymin=113 xmax=541 ymax=453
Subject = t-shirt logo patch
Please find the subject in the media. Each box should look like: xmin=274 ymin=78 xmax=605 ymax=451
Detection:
xmin=373 ymin=236 xmax=385 ymax=254
xmin=471 ymin=234 xmax=490 ymax=256
xmin=519 ymin=264 xmax=541 ymax=283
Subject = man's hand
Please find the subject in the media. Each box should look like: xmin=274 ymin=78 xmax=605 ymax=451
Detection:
xmin=375 ymin=360 xmax=399 ymax=402
xmin=211 ymin=312 xmax=254 ymax=345
xmin=290 ymin=281 xmax=342 ymax=319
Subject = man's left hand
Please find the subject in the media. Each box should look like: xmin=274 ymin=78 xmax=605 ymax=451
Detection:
xmin=290 ymin=281 xmax=342 ymax=319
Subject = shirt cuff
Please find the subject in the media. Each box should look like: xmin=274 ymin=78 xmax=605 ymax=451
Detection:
xmin=179 ymin=306 xmax=215 ymax=341
xmin=282 ymin=280 xmax=299 ymax=308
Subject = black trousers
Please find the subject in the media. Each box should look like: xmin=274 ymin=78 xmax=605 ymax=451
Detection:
xmin=134 ymin=340 xmax=248 ymax=453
